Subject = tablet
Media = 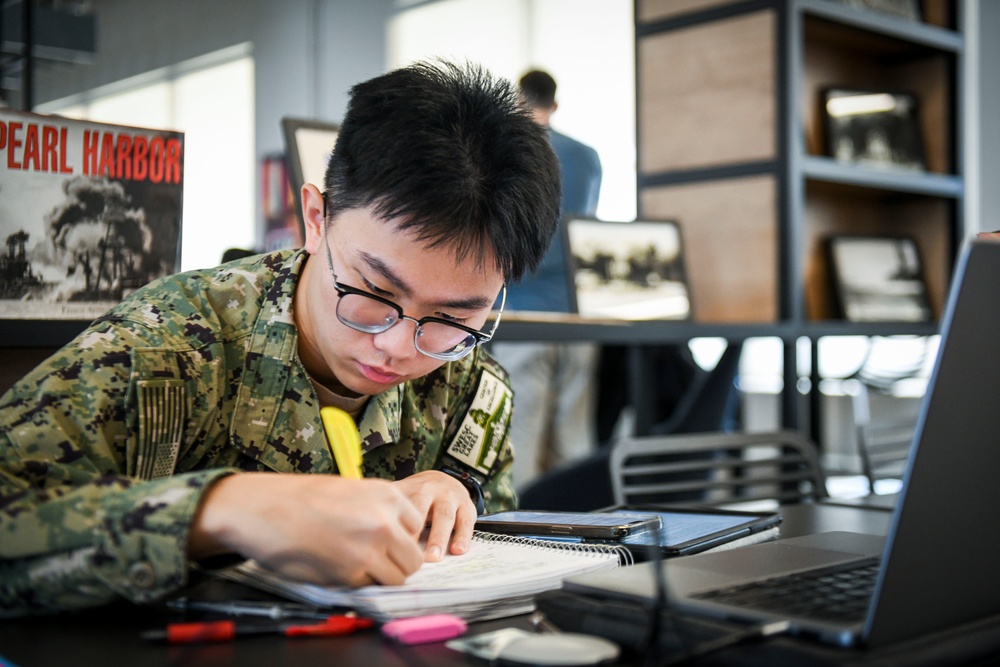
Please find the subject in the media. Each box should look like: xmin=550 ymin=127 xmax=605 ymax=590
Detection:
xmin=475 ymin=510 xmax=661 ymax=540
xmin=598 ymin=505 xmax=781 ymax=558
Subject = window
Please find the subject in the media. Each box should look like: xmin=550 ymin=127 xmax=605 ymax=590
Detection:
xmin=388 ymin=0 xmax=636 ymax=222
xmin=37 ymin=46 xmax=255 ymax=272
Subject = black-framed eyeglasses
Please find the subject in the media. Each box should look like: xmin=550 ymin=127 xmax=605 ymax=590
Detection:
xmin=323 ymin=237 xmax=505 ymax=361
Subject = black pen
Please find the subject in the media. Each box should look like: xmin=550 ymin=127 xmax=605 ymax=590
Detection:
xmin=166 ymin=598 xmax=333 ymax=620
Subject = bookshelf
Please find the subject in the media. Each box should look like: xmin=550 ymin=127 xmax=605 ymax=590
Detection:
xmin=634 ymin=0 xmax=963 ymax=431
xmin=636 ymin=0 xmax=963 ymax=325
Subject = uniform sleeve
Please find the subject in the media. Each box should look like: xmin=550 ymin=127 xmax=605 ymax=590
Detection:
xmin=0 ymin=321 xmax=235 ymax=616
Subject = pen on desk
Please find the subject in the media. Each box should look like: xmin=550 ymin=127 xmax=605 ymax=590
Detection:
xmin=142 ymin=615 xmax=374 ymax=644
xmin=165 ymin=598 xmax=332 ymax=620
xmin=320 ymin=406 xmax=363 ymax=479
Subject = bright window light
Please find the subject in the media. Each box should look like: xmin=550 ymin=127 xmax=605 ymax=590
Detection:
xmin=388 ymin=0 xmax=636 ymax=222
xmin=36 ymin=48 xmax=255 ymax=272
xmin=87 ymin=84 xmax=172 ymax=130
xmin=172 ymin=58 xmax=256 ymax=271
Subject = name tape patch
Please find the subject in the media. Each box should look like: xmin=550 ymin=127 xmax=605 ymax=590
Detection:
xmin=445 ymin=370 xmax=512 ymax=476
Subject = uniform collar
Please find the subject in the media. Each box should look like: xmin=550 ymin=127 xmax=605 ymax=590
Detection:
xmin=358 ymin=385 xmax=402 ymax=452
xmin=229 ymin=249 xmax=403 ymax=472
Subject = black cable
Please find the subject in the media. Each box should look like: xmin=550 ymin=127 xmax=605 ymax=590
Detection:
xmin=639 ymin=516 xmax=791 ymax=667
xmin=641 ymin=520 xmax=671 ymax=667
xmin=655 ymin=620 xmax=791 ymax=666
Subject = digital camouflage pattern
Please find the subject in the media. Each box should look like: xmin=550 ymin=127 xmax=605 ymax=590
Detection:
xmin=0 ymin=249 xmax=517 ymax=616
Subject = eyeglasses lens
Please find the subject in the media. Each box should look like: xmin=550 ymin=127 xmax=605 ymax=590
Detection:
xmin=336 ymin=293 xmax=477 ymax=359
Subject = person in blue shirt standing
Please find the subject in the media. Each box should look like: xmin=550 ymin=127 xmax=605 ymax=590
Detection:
xmin=492 ymin=69 xmax=603 ymax=493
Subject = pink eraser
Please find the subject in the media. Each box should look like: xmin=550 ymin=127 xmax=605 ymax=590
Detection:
xmin=381 ymin=614 xmax=468 ymax=645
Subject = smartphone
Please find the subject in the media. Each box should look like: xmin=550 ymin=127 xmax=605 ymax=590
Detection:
xmin=475 ymin=510 xmax=661 ymax=540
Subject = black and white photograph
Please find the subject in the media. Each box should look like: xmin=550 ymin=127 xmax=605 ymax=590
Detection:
xmin=565 ymin=218 xmax=690 ymax=320
xmin=828 ymin=235 xmax=932 ymax=323
xmin=823 ymin=88 xmax=925 ymax=171
xmin=1 ymin=110 xmax=184 ymax=320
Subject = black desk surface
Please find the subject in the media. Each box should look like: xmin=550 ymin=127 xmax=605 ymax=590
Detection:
xmin=0 ymin=502 xmax=977 ymax=667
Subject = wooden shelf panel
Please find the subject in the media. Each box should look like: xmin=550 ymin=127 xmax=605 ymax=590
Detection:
xmin=637 ymin=9 xmax=777 ymax=173
xmin=641 ymin=175 xmax=778 ymax=323
xmin=636 ymin=0 xmax=741 ymax=25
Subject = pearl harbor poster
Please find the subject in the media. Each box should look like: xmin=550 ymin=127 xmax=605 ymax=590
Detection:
xmin=1 ymin=109 xmax=183 ymax=320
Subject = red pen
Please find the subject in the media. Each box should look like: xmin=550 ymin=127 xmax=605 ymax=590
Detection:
xmin=142 ymin=615 xmax=375 ymax=644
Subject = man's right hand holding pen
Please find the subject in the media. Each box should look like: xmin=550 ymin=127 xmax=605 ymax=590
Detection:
xmin=186 ymin=408 xmax=480 ymax=588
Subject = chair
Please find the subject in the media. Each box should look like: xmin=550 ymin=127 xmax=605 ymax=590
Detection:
xmin=848 ymin=336 xmax=930 ymax=492
xmin=648 ymin=341 xmax=744 ymax=435
xmin=517 ymin=342 xmax=743 ymax=511
xmin=851 ymin=383 xmax=921 ymax=492
xmin=609 ymin=430 xmax=828 ymax=508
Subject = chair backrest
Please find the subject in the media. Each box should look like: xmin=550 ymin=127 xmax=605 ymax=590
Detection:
xmin=649 ymin=341 xmax=743 ymax=436
xmin=851 ymin=382 xmax=920 ymax=492
xmin=848 ymin=335 xmax=929 ymax=492
xmin=609 ymin=430 xmax=827 ymax=507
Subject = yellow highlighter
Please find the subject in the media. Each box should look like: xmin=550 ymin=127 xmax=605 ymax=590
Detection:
xmin=320 ymin=406 xmax=364 ymax=479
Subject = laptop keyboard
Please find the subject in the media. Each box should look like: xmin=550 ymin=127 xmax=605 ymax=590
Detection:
xmin=692 ymin=558 xmax=881 ymax=623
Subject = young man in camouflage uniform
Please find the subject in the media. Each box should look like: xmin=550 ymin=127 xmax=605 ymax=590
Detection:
xmin=0 ymin=61 xmax=561 ymax=615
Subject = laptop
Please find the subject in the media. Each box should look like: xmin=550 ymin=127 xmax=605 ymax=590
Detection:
xmin=563 ymin=239 xmax=1000 ymax=648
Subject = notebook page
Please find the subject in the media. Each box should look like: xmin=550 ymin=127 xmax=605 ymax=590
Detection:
xmin=223 ymin=531 xmax=629 ymax=621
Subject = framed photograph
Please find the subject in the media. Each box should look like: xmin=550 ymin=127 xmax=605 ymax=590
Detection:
xmin=823 ymin=88 xmax=925 ymax=171
xmin=564 ymin=218 xmax=691 ymax=321
xmin=827 ymin=236 xmax=932 ymax=323
xmin=835 ymin=0 xmax=922 ymax=21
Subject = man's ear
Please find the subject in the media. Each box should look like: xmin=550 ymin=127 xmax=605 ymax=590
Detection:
xmin=301 ymin=184 xmax=326 ymax=254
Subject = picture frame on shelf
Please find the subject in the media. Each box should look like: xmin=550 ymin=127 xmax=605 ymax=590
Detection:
xmin=827 ymin=235 xmax=932 ymax=323
xmin=564 ymin=217 xmax=691 ymax=321
xmin=834 ymin=0 xmax=922 ymax=22
xmin=822 ymin=88 xmax=926 ymax=172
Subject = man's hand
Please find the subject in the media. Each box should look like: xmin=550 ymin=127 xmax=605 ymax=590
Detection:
xmin=392 ymin=470 xmax=478 ymax=562
xmin=189 ymin=473 xmax=425 ymax=587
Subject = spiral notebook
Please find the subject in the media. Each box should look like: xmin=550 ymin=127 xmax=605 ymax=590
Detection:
xmin=221 ymin=531 xmax=631 ymax=622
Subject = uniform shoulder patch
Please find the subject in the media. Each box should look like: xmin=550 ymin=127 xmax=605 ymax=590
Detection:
xmin=444 ymin=369 xmax=512 ymax=476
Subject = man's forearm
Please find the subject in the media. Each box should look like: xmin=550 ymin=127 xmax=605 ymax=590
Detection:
xmin=1 ymin=468 xmax=234 ymax=616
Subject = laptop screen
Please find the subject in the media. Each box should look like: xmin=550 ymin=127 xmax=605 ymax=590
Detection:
xmin=865 ymin=239 xmax=1000 ymax=646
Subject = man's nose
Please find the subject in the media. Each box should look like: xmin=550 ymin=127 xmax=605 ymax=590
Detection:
xmin=371 ymin=316 xmax=420 ymax=360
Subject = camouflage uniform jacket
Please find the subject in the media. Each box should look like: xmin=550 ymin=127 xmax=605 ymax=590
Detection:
xmin=0 ymin=249 xmax=516 ymax=616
